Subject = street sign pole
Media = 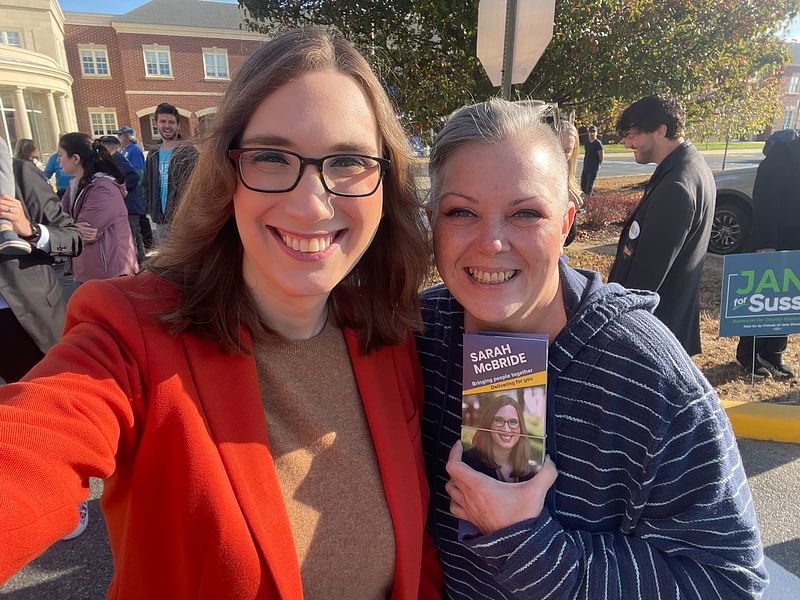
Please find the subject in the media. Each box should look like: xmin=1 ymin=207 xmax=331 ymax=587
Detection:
xmin=500 ymin=0 xmax=518 ymax=100
xmin=477 ymin=0 xmax=554 ymax=92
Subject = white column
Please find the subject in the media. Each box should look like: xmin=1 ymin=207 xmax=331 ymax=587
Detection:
xmin=13 ymin=86 xmax=32 ymax=140
xmin=45 ymin=91 xmax=60 ymax=145
xmin=56 ymin=94 xmax=70 ymax=133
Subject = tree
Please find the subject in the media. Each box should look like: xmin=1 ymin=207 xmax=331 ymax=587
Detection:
xmin=239 ymin=0 xmax=800 ymax=134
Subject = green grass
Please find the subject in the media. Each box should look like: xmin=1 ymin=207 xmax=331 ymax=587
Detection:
xmin=603 ymin=141 xmax=764 ymax=154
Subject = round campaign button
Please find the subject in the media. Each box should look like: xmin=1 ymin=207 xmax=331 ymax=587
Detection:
xmin=629 ymin=220 xmax=641 ymax=240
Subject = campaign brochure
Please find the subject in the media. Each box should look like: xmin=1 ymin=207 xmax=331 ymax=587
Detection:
xmin=458 ymin=331 xmax=548 ymax=539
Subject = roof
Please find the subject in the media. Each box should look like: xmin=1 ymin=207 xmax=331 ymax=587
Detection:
xmin=113 ymin=0 xmax=247 ymax=29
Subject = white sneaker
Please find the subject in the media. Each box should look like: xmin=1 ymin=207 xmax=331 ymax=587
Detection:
xmin=62 ymin=501 xmax=89 ymax=540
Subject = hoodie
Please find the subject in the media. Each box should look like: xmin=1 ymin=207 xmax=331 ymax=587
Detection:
xmin=416 ymin=258 xmax=767 ymax=599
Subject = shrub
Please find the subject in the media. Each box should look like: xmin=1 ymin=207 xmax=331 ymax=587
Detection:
xmin=583 ymin=190 xmax=640 ymax=227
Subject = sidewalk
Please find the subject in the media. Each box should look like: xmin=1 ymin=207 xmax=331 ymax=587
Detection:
xmin=765 ymin=558 xmax=800 ymax=600
xmin=603 ymin=145 xmax=763 ymax=156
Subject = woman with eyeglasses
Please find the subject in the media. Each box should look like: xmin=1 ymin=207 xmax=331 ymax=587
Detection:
xmin=0 ymin=28 xmax=441 ymax=598
xmin=462 ymin=395 xmax=533 ymax=483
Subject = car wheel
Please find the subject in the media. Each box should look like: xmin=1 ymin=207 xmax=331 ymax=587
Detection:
xmin=709 ymin=200 xmax=751 ymax=255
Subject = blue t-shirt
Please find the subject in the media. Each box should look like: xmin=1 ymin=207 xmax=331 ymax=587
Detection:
xmin=159 ymin=146 xmax=174 ymax=214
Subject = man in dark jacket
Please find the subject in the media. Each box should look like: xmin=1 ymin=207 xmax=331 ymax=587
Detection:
xmin=142 ymin=103 xmax=198 ymax=239
xmin=609 ymin=95 xmax=716 ymax=355
xmin=735 ymin=138 xmax=800 ymax=378
xmin=0 ymin=147 xmax=82 ymax=382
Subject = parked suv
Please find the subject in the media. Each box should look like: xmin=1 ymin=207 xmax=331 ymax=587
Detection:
xmin=709 ymin=131 xmax=798 ymax=254
xmin=709 ymin=166 xmax=757 ymax=254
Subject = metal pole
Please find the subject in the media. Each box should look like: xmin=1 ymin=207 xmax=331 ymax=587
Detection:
xmin=721 ymin=134 xmax=730 ymax=171
xmin=501 ymin=0 xmax=518 ymax=100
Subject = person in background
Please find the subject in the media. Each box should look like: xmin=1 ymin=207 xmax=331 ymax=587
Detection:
xmin=560 ymin=120 xmax=583 ymax=246
xmin=0 ymin=139 xmax=31 ymax=256
xmin=115 ymin=126 xmax=152 ymax=251
xmin=0 ymin=133 xmax=82 ymax=382
xmin=417 ymin=98 xmax=765 ymax=599
xmin=43 ymin=147 xmax=74 ymax=200
xmin=580 ymin=124 xmax=603 ymax=195
xmin=608 ymin=95 xmax=715 ymax=356
xmin=14 ymin=139 xmax=40 ymax=167
xmin=100 ymin=135 xmax=146 ymax=266
xmin=735 ymin=136 xmax=800 ymax=379
xmin=142 ymin=103 xmax=198 ymax=241
xmin=0 ymin=28 xmax=441 ymax=597
xmin=58 ymin=133 xmax=137 ymax=283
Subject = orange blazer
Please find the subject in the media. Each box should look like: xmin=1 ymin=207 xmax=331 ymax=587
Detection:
xmin=0 ymin=273 xmax=442 ymax=598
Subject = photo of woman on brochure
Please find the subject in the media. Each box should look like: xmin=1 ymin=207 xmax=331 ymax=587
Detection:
xmin=461 ymin=392 xmax=544 ymax=482
xmin=463 ymin=395 xmax=534 ymax=483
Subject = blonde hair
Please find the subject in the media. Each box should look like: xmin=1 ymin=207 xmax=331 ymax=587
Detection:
xmin=559 ymin=121 xmax=583 ymax=201
xmin=428 ymin=98 xmax=569 ymax=221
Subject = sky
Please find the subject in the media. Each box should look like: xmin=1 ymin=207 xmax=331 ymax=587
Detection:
xmin=786 ymin=16 xmax=800 ymax=41
xmin=60 ymin=0 xmax=237 ymax=13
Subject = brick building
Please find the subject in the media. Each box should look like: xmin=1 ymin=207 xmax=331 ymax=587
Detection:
xmin=64 ymin=0 xmax=264 ymax=147
xmin=775 ymin=43 xmax=800 ymax=131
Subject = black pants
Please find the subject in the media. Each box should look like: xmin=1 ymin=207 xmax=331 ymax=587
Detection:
xmin=140 ymin=214 xmax=154 ymax=249
xmin=0 ymin=308 xmax=44 ymax=383
xmin=581 ymin=168 xmax=598 ymax=196
xmin=128 ymin=214 xmax=146 ymax=265
xmin=736 ymin=335 xmax=788 ymax=367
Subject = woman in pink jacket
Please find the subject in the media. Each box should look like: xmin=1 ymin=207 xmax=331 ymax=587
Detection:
xmin=59 ymin=133 xmax=137 ymax=282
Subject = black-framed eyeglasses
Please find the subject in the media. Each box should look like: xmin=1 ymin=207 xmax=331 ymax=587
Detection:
xmin=492 ymin=416 xmax=520 ymax=430
xmin=228 ymin=148 xmax=391 ymax=198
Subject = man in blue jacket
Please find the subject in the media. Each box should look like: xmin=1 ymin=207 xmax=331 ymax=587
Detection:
xmin=100 ymin=135 xmax=146 ymax=265
xmin=115 ymin=126 xmax=151 ymax=251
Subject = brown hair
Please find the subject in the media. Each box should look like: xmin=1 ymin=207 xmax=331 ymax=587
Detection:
xmin=471 ymin=395 xmax=531 ymax=479
xmin=14 ymin=138 xmax=36 ymax=161
xmin=149 ymin=27 xmax=429 ymax=354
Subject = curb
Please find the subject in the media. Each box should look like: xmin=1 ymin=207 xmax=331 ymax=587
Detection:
xmin=722 ymin=400 xmax=800 ymax=444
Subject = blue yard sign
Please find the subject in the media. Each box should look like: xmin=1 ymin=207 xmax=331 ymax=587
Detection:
xmin=719 ymin=250 xmax=800 ymax=338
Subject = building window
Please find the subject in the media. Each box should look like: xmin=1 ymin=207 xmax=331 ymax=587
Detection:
xmin=143 ymin=46 xmax=172 ymax=77
xmin=782 ymin=106 xmax=796 ymax=130
xmin=79 ymin=46 xmax=110 ymax=77
xmin=1 ymin=30 xmax=22 ymax=47
xmin=790 ymin=73 xmax=800 ymax=95
xmin=149 ymin=115 xmax=160 ymax=139
xmin=203 ymin=48 xmax=229 ymax=80
xmin=89 ymin=111 xmax=118 ymax=136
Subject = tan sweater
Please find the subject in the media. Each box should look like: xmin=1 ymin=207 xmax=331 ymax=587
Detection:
xmin=253 ymin=321 xmax=395 ymax=599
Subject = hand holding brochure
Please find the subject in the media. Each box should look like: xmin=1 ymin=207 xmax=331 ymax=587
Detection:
xmin=458 ymin=331 xmax=548 ymax=539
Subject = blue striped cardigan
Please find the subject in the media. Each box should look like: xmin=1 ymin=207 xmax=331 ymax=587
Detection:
xmin=417 ymin=260 xmax=767 ymax=599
